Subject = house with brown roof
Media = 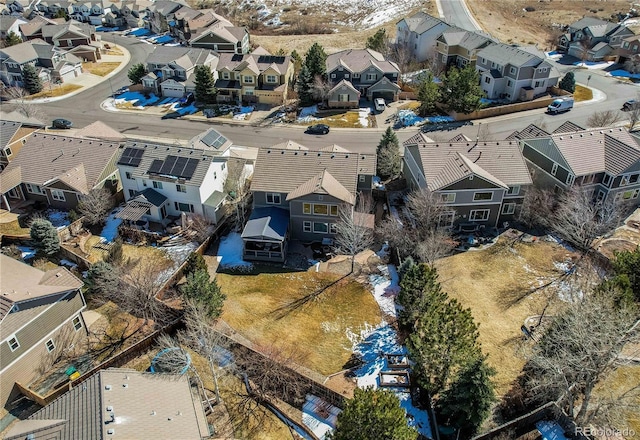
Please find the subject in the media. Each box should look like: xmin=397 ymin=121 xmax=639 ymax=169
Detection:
xmin=215 ymin=48 xmax=294 ymax=105
xmin=520 ymin=125 xmax=640 ymax=205
xmin=0 ymin=254 xmax=86 ymax=408
xmin=0 ymin=133 xmax=121 ymax=212
xmin=4 ymin=368 xmax=210 ymax=439
xmin=0 ymin=119 xmax=41 ymax=170
xmin=403 ymin=132 xmax=533 ymax=230
xmin=242 ymin=143 xmax=376 ymax=262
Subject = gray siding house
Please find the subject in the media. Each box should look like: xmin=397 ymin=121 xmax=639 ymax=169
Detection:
xmin=0 ymin=255 xmax=86 ymax=408
xmin=403 ymin=132 xmax=533 ymax=230
xmin=396 ymin=12 xmax=450 ymax=62
xmin=559 ymin=17 xmax=633 ymax=61
xmin=242 ymin=143 xmax=376 ymax=262
xmin=435 ymin=27 xmax=496 ymax=71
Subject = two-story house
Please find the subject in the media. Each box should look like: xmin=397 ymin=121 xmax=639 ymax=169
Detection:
xmin=188 ymin=12 xmax=250 ymax=54
xmin=0 ymin=119 xmax=41 ymax=170
xmin=325 ymin=48 xmax=401 ymax=107
xmin=0 ymin=133 xmax=121 ymax=212
xmin=395 ymin=12 xmax=450 ymax=63
xmin=19 ymin=15 xmax=59 ymax=41
xmin=0 ymin=15 xmax=27 ymax=40
xmin=402 ymin=132 xmax=533 ymax=230
xmin=215 ymin=48 xmax=293 ymax=105
xmin=142 ymin=45 xmax=218 ymax=98
xmin=0 ymin=254 xmax=86 ymax=408
xmin=117 ymin=133 xmax=230 ymax=225
xmin=475 ymin=43 xmax=559 ymax=102
xmin=4 ymin=0 xmax=28 ymax=16
xmin=40 ymin=20 xmax=101 ymax=61
xmin=36 ymin=0 xmax=74 ymax=18
xmin=435 ymin=26 xmax=496 ymax=70
xmin=559 ymin=17 xmax=633 ymax=61
xmin=519 ymin=125 xmax=640 ymax=205
xmin=146 ymin=0 xmax=185 ymax=34
xmin=242 ymin=143 xmax=376 ymax=262
xmin=105 ymin=0 xmax=150 ymax=28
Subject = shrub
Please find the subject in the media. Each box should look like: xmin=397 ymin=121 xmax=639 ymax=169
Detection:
xmin=30 ymin=218 xmax=60 ymax=256
xmin=524 ymin=6 xmax=535 ymax=12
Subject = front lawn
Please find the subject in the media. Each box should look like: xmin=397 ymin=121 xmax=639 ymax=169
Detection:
xmin=573 ymin=84 xmax=592 ymax=102
xmin=82 ymin=61 xmax=121 ymax=76
xmin=0 ymin=219 xmax=30 ymax=237
xmin=26 ymin=84 xmax=82 ymax=99
xmin=217 ymin=271 xmax=382 ymax=375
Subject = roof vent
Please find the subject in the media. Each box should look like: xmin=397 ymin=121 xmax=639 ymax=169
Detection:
xmin=345 ymin=154 xmax=349 ymax=158
xmin=281 ymin=150 xmax=284 ymax=154
xmin=107 ymin=429 xmax=114 ymax=435
xmin=317 ymin=152 xmax=321 ymax=156
xmin=105 ymin=385 xmax=112 ymax=390
xmin=267 ymin=150 xmax=271 ymax=153
xmin=303 ymin=152 xmax=308 ymax=155
xmin=151 ymin=411 xmax=156 ymax=416
xmin=122 ymin=383 xmax=128 ymax=388
xmin=106 ymin=406 xmax=113 ymax=411
xmin=294 ymin=151 xmax=298 ymax=155
xmin=361 ymin=156 xmax=365 ymax=160
xmin=331 ymin=154 xmax=335 ymax=158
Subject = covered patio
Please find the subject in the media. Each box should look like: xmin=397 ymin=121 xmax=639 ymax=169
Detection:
xmin=241 ymin=207 xmax=290 ymax=263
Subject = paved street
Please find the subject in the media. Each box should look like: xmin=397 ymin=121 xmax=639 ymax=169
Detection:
xmin=437 ymin=0 xmax=482 ymax=31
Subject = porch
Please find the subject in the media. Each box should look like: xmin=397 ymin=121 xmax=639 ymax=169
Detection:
xmin=241 ymin=207 xmax=290 ymax=263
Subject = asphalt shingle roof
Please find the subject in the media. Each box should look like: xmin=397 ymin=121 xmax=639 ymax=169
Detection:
xmin=0 ymin=120 xmax=21 ymax=149
xmin=477 ymin=43 xmax=543 ymax=67
xmin=398 ymin=11 xmax=448 ymax=35
xmin=326 ymin=49 xmax=399 ymax=74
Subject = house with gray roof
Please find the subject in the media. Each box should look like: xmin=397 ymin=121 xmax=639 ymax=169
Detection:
xmin=520 ymin=125 xmax=640 ymax=205
xmin=0 ymin=15 xmax=26 ymax=40
xmin=559 ymin=16 xmax=634 ymax=61
xmin=145 ymin=0 xmax=185 ymax=34
xmin=0 ymin=119 xmax=41 ymax=169
xmin=325 ymin=48 xmax=400 ymax=107
xmin=403 ymin=132 xmax=533 ymax=230
xmin=242 ymin=143 xmax=376 ymax=262
xmin=0 ymin=254 xmax=86 ymax=408
xmin=475 ymin=43 xmax=559 ymax=102
xmin=116 ymin=134 xmax=231 ymax=225
xmin=5 ymin=368 xmax=210 ymax=440
xmin=396 ymin=12 xmax=450 ymax=62
xmin=435 ymin=26 xmax=496 ymax=70
xmin=0 ymin=133 xmax=121 ymax=212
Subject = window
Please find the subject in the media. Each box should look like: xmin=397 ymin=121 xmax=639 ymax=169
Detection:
xmin=583 ymin=174 xmax=596 ymax=185
xmin=621 ymin=175 xmax=630 ymax=186
xmin=329 ymin=223 xmax=337 ymax=234
xmin=366 ymin=73 xmax=377 ymax=81
xmin=603 ymin=173 xmax=612 ymax=187
xmin=176 ymin=184 xmax=186 ymax=193
xmin=630 ymin=173 xmax=639 ymax=184
xmin=502 ymin=203 xmax=516 ymax=215
xmin=534 ymin=81 xmax=542 ymax=88
xmin=438 ymin=211 xmax=455 ymax=228
xmin=473 ymin=192 xmax=492 ymax=202
xmin=266 ymin=75 xmax=277 ymax=83
xmin=506 ymin=186 xmax=520 ymax=196
xmin=509 ymin=66 xmax=516 ymax=75
xmin=25 ymin=183 xmax=44 ymax=194
xmin=313 ymin=222 xmax=328 ymax=233
xmin=507 ymin=80 xmax=512 ymax=87
xmin=152 ymin=181 xmax=163 ymax=189
xmin=491 ymin=62 xmax=496 ymax=68
xmin=551 ymin=163 xmax=558 ymax=176
xmin=3 ymin=146 xmax=12 ymax=156
xmin=338 ymin=94 xmax=349 ymax=102
xmin=331 ymin=73 xmax=336 ymax=79
xmin=243 ymin=75 xmax=254 ymax=83
xmin=51 ymin=189 xmax=65 ymax=201
xmin=345 ymin=74 xmax=350 ymax=78
xmin=566 ymin=174 xmax=575 ymax=186
xmin=484 ymin=76 xmax=491 ymax=84
xmin=174 ymin=202 xmax=194 ymax=212
xmin=128 ymin=189 xmax=136 ymax=197
xmin=7 ymin=188 xmax=18 ymax=198
xmin=313 ymin=204 xmax=328 ymax=215
xmin=441 ymin=193 xmax=456 ymax=203
xmin=266 ymin=193 xmax=281 ymax=204
xmin=330 ymin=205 xmax=338 ymax=216
xmin=481 ymin=57 xmax=485 ymax=64
xmin=303 ymin=221 xmax=311 ymax=232
xmin=359 ymin=175 xmax=366 ymax=183
xmin=7 ymin=336 xmax=19 ymax=352
xmin=597 ymin=190 xmax=606 ymax=201
xmin=622 ymin=189 xmax=640 ymax=200
xmin=303 ymin=203 xmax=311 ymax=214
xmin=223 ymin=72 xmax=229 ymax=79
xmin=353 ymin=73 xmax=360 ymax=78
xmin=45 ymin=339 xmax=55 ymax=352
xmin=125 ymin=171 xmax=133 ymax=180
xmin=442 ymin=54 xmax=447 ymax=63
xmin=469 ymin=209 xmax=490 ymax=221
xmin=72 ymin=316 xmax=83 ymax=331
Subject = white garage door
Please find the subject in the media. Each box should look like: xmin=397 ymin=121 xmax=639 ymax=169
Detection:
xmin=60 ymin=68 xmax=76 ymax=81
xmin=162 ymin=85 xmax=184 ymax=97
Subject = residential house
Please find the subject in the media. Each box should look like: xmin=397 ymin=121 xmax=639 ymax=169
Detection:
xmin=116 ymin=133 xmax=231 ymax=225
xmin=146 ymin=0 xmax=185 ymax=34
xmin=325 ymin=48 xmax=401 ymax=107
xmin=142 ymin=45 xmax=218 ymax=98
xmin=615 ymin=34 xmax=640 ymax=64
xmin=215 ymin=48 xmax=293 ymax=105
xmin=395 ymin=12 xmax=450 ymax=62
xmin=475 ymin=43 xmax=559 ymax=102
xmin=4 ymin=0 xmax=29 ymax=16
xmin=0 ymin=133 xmax=121 ymax=211
xmin=0 ymin=119 xmax=41 ymax=170
xmin=402 ymin=132 xmax=533 ymax=230
xmin=69 ymin=0 xmax=108 ymax=25
xmin=242 ymin=144 xmax=376 ymax=262
xmin=0 ymin=15 xmax=27 ymax=40
xmin=0 ymin=254 xmax=86 ymax=408
xmin=40 ymin=20 xmax=100 ymax=61
xmin=435 ymin=26 xmax=496 ymax=70
xmin=35 ymin=0 xmax=74 ymax=19
xmin=519 ymin=126 xmax=640 ymax=204
xmin=19 ymin=15 xmax=59 ymax=41
xmin=106 ymin=0 xmax=150 ymax=28
xmin=188 ymin=11 xmax=250 ymax=54
xmin=559 ymin=17 xmax=633 ymax=61
xmin=4 ymin=368 xmax=210 ymax=440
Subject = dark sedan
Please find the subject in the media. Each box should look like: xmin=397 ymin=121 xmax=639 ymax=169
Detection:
xmin=52 ymin=118 xmax=73 ymax=129
xmin=306 ymin=124 xmax=330 ymax=135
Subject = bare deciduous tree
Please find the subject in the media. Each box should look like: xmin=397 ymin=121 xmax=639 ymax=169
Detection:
xmin=223 ymin=158 xmax=251 ymax=229
xmin=311 ymin=75 xmax=333 ymax=103
xmin=586 ymin=110 xmax=622 ymax=128
xmin=77 ymin=187 xmax=114 ymax=226
xmin=627 ymin=107 xmax=640 ymax=131
xmin=388 ymin=43 xmax=414 ymax=74
xmin=184 ymin=213 xmax=213 ymax=242
xmin=5 ymin=86 xmax=48 ymax=121
xmin=333 ymin=193 xmax=375 ymax=272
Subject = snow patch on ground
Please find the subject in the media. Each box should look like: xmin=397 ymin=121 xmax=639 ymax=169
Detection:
xmin=298 ymin=105 xmax=319 ymax=123
xmin=18 ymin=245 xmax=36 ymax=260
xmin=99 ymin=209 xmax=123 ymax=243
xmin=59 ymin=259 xmax=78 ymax=269
xmin=574 ymin=60 xmax=614 ymax=70
xmin=302 ymin=395 xmax=340 ymax=439
xmin=368 ymin=265 xmax=399 ymax=317
xmin=373 ymin=176 xmax=385 ymax=189
xmin=45 ymin=209 xmax=70 ymax=229
xmin=358 ymin=107 xmax=371 ymax=127
xmin=216 ymin=232 xmax=253 ymax=270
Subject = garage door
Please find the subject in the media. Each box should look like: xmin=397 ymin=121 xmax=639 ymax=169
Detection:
xmin=371 ymin=91 xmax=395 ymax=101
xmin=60 ymin=68 xmax=76 ymax=81
xmin=161 ymin=85 xmax=184 ymax=97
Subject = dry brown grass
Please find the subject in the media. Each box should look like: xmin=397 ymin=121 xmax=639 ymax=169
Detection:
xmin=573 ymin=84 xmax=593 ymax=102
xmin=217 ymin=271 xmax=382 ymax=375
xmin=467 ymin=0 xmax=631 ymax=49
xmin=299 ymin=110 xmax=366 ymax=128
xmin=26 ymin=84 xmax=82 ymax=99
xmin=435 ymin=238 xmax=576 ymax=395
xmin=592 ymin=365 xmax=640 ymax=433
xmin=82 ymin=61 xmax=121 ymax=77
xmin=0 ymin=219 xmax=30 ymax=237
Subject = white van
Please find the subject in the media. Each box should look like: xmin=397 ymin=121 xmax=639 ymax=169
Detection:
xmin=374 ymin=98 xmax=386 ymax=112
xmin=547 ymin=97 xmax=574 ymax=114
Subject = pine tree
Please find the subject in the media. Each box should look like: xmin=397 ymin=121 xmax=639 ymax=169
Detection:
xmin=397 ymin=263 xmax=446 ymax=328
xmin=440 ymin=65 xmax=483 ymax=114
xmin=22 ymin=63 xmax=43 ymax=95
xmin=376 ymin=127 xmax=401 ymax=179
xmin=416 ymin=71 xmax=441 ymax=116
xmin=304 ymin=42 xmax=327 ymax=80
xmin=296 ymin=64 xmax=314 ymax=106
xmin=181 ymin=269 xmax=226 ymax=320
xmin=291 ymin=49 xmax=303 ymax=74
xmin=366 ymin=29 xmax=387 ymax=54
xmin=86 ymin=261 xmax=120 ymax=295
xmin=329 ymin=387 xmax=418 ymax=440
xmin=127 ymin=63 xmax=146 ymax=84
xmin=194 ymin=65 xmax=217 ymax=104
xmin=4 ymin=31 xmax=22 ymax=47
xmin=30 ymin=218 xmax=60 ymax=255
xmin=559 ymin=71 xmax=576 ymax=93
xmin=183 ymin=252 xmax=207 ymax=278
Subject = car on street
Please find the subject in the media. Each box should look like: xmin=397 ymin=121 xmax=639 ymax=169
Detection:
xmin=52 ymin=118 xmax=73 ymax=129
xmin=306 ymin=124 xmax=330 ymax=135
xmin=115 ymin=86 xmax=129 ymax=95
xmin=622 ymin=99 xmax=640 ymax=111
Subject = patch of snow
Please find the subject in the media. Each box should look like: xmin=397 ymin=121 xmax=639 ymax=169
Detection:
xmin=368 ymin=264 xmax=399 ymax=318
xmin=543 ymin=235 xmax=575 ymax=252
xmin=59 ymin=259 xmax=78 ymax=269
xmin=216 ymin=232 xmax=253 ymax=270
xmin=573 ymin=60 xmax=614 ymax=70
xmin=389 ymin=206 xmax=403 ymax=226
xmin=372 ymin=176 xmax=385 ymax=189
xmin=302 ymin=395 xmax=340 ymax=439
xmin=358 ymin=107 xmax=370 ymax=127
xmin=18 ymin=245 xmax=36 ymax=260
xmin=376 ymin=242 xmax=389 ymax=259
xmin=360 ymin=3 xmax=405 ymax=28
xmin=99 ymin=209 xmax=123 ymax=243
xmin=298 ymin=105 xmax=319 ymax=123
xmin=553 ymin=261 xmax=573 ymax=274
xmin=45 ymin=209 xmax=70 ymax=229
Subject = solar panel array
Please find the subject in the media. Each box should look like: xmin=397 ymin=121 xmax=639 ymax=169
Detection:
xmin=200 ymin=130 xmax=228 ymax=149
xmin=257 ymin=55 xmax=286 ymax=64
xmin=147 ymin=155 xmax=199 ymax=179
xmin=118 ymin=147 xmax=145 ymax=167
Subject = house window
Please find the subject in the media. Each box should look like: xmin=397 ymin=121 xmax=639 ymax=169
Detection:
xmin=507 ymin=80 xmax=512 ymax=87
xmin=502 ymin=203 xmax=516 ymax=215
xmin=223 ymin=72 xmax=230 ymax=79
xmin=484 ymin=76 xmax=491 ymax=84
xmin=45 ymin=339 xmax=55 ymax=352
xmin=303 ymin=221 xmax=311 ymax=232
xmin=303 ymin=203 xmax=311 ymax=214
xmin=481 ymin=58 xmax=485 ymax=64
xmin=506 ymin=186 xmax=520 ymax=196
xmin=266 ymin=193 xmax=281 ymax=204
xmin=25 ymin=183 xmax=44 ymax=194
xmin=266 ymin=75 xmax=277 ymax=83
xmin=3 ymin=146 xmax=12 ymax=156
xmin=128 ymin=189 xmax=136 ymax=197
xmin=473 ymin=192 xmax=492 ymax=202
xmin=583 ymin=174 xmax=596 ymax=185
xmin=597 ymin=190 xmax=606 ymax=201
xmin=51 ymin=189 xmax=65 ymax=201
xmin=551 ymin=163 xmax=558 ymax=176
xmin=338 ymin=94 xmax=349 ymax=102
xmin=7 ymin=336 xmax=19 ymax=352
xmin=313 ymin=204 xmax=329 ymax=215
xmin=630 ymin=173 xmax=639 ymax=184
xmin=243 ymin=76 xmax=254 ymax=83
xmin=331 ymin=73 xmax=336 ymax=79
xmin=174 ymin=202 xmax=194 ymax=212
xmin=491 ymin=62 xmax=496 ymax=68
xmin=72 ymin=316 xmax=83 ymax=331
xmin=441 ymin=193 xmax=456 ymax=203
xmin=603 ymin=173 xmax=612 ymax=187
xmin=153 ymin=181 xmax=163 ymax=189
xmin=534 ymin=81 xmax=542 ymax=88
xmin=176 ymin=184 xmax=186 ymax=193
xmin=359 ymin=175 xmax=366 ymax=183
xmin=621 ymin=175 xmax=630 ymax=186
xmin=125 ymin=171 xmax=134 ymax=180
xmin=313 ymin=222 xmax=328 ymax=233
xmin=566 ymin=174 xmax=575 ymax=186
xmin=442 ymin=54 xmax=447 ymax=63
xmin=509 ymin=66 xmax=516 ymax=75
xmin=366 ymin=73 xmax=377 ymax=81
xmin=469 ymin=209 xmax=490 ymax=221
xmin=345 ymin=74 xmax=350 ymax=79
xmin=330 ymin=205 xmax=338 ymax=216
xmin=329 ymin=223 xmax=337 ymax=234
xmin=353 ymin=73 xmax=360 ymax=78
xmin=438 ymin=211 xmax=455 ymax=228
xmin=621 ymin=189 xmax=640 ymax=200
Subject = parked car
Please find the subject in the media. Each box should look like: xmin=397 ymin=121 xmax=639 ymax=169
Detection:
xmin=115 ymin=86 xmax=129 ymax=95
xmin=622 ymin=99 xmax=640 ymax=111
xmin=179 ymin=92 xmax=195 ymax=107
xmin=547 ymin=97 xmax=574 ymax=114
xmin=52 ymin=118 xmax=73 ymax=129
xmin=306 ymin=124 xmax=330 ymax=135
xmin=374 ymin=98 xmax=386 ymax=112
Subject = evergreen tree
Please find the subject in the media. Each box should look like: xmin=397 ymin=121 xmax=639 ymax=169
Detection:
xmin=30 ymin=218 xmax=59 ymax=255
xmin=105 ymin=238 xmax=124 ymax=266
xmin=4 ymin=31 xmax=22 ymax=47
xmin=22 ymin=63 xmax=43 ymax=95
xmin=86 ymin=261 xmax=120 ymax=295
xmin=416 ymin=71 xmax=441 ymax=116
xmin=127 ymin=63 xmax=146 ymax=84
xmin=397 ymin=263 xmax=446 ymax=328
xmin=194 ymin=65 xmax=217 ymax=104
xmin=304 ymin=42 xmax=327 ymax=80
xmin=296 ymin=64 xmax=314 ymax=106
xmin=436 ymin=355 xmax=496 ymax=437
xmin=291 ymin=49 xmax=303 ymax=74
xmin=602 ymin=247 xmax=640 ymax=304
xmin=183 ymin=252 xmax=207 ymax=278
xmin=181 ymin=269 xmax=226 ymax=320
xmin=440 ymin=65 xmax=483 ymax=114
xmin=559 ymin=71 xmax=576 ymax=93
xmin=366 ymin=29 xmax=387 ymax=54
xmin=53 ymin=8 xmax=69 ymax=20
xmin=329 ymin=387 xmax=417 ymax=440
xmin=397 ymin=256 xmax=416 ymax=280
xmin=376 ymin=127 xmax=401 ymax=179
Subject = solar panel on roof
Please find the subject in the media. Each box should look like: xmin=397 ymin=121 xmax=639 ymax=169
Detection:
xmin=118 ymin=147 xmax=144 ymax=167
xmin=159 ymin=155 xmax=178 ymax=175
xmin=180 ymin=158 xmax=199 ymax=180
xmin=172 ymin=156 xmax=189 ymax=176
xmin=148 ymin=159 xmax=163 ymax=174
xmin=200 ymin=130 xmax=227 ymax=149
